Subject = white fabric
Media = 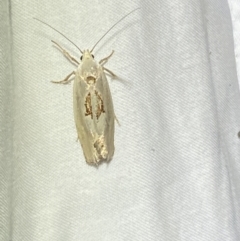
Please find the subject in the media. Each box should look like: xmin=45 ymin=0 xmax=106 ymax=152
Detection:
xmin=1 ymin=0 xmax=240 ymax=240
xmin=228 ymin=0 xmax=240 ymax=85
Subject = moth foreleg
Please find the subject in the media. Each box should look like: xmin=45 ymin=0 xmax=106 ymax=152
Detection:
xmin=103 ymin=67 xmax=117 ymax=78
xmin=51 ymin=40 xmax=79 ymax=66
xmin=51 ymin=71 xmax=76 ymax=84
xmin=99 ymin=50 xmax=114 ymax=65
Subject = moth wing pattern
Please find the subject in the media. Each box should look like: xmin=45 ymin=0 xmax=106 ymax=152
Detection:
xmin=73 ymin=61 xmax=115 ymax=165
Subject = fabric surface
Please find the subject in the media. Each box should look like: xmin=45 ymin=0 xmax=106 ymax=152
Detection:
xmin=0 ymin=0 xmax=240 ymax=240
xmin=228 ymin=0 xmax=240 ymax=87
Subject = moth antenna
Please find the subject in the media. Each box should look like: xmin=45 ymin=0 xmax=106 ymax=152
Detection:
xmin=90 ymin=8 xmax=140 ymax=53
xmin=33 ymin=17 xmax=83 ymax=54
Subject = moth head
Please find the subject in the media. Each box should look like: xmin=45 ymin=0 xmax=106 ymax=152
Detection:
xmin=80 ymin=50 xmax=94 ymax=61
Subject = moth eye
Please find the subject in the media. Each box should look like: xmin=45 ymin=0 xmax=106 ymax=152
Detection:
xmin=91 ymin=54 xmax=94 ymax=58
xmin=80 ymin=56 xmax=83 ymax=61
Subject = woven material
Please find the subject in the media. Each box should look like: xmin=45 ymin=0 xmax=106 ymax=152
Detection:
xmin=1 ymin=0 xmax=240 ymax=240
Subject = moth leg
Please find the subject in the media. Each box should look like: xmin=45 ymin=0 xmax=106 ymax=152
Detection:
xmin=115 ymin=115 xmax=121 ymax=126
xmin=51 ymin=71 xmax=76 ymax=84
xmin=52 ymin=40 xmax=79 ymax=65
xmin=99 ymin=50 xmax=114 ymax=65
xmin=104 ymin=67 xmax=117 ymax=78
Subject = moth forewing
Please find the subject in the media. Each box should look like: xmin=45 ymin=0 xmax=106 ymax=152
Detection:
xmin=73 ymin=50 xmax=115 ymax=165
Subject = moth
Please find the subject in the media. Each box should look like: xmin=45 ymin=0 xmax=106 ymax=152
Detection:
xmin=34 ymin=8 xmax=139 ymax=165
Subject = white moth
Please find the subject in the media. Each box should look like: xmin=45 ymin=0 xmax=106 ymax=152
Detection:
xmin=34 ymin=8 xmax=139 ymax=165
xmin=72 ymin=49 xmax=115 ymax=165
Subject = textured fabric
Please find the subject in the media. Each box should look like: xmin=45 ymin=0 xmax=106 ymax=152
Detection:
xmin=228 ymin=0 xmax=240 ymax=85
xmin=1 ymin=0 xmax=240 ymax=240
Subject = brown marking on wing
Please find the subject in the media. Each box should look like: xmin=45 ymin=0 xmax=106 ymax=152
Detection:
xmin=95 ymin=90 xmax=105 ymax=119
xmin=84 ymin=92 xmax=93 ymax=119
